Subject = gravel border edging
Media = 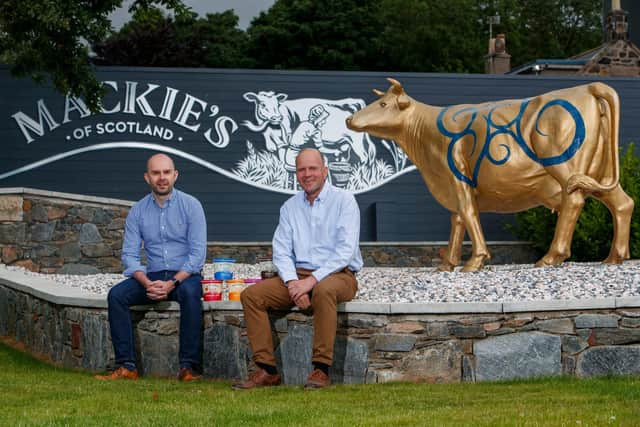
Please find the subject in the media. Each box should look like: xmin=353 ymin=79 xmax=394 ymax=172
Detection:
xmin=2 ymin=266 xmax=639 ymax=314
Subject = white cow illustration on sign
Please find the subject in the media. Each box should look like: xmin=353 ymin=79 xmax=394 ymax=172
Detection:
xmin=240 ymin=91 xmax=381 ymax=189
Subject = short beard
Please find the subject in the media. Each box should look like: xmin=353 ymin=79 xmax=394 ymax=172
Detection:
xmin=151 ymin=185 xmax=172 ymax=197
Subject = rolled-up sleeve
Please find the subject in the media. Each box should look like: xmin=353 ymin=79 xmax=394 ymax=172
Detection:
xmin=180 ymin=198 xmax=207 ymax=274
xmin=121 ymin=205 xmax=146 ymax=277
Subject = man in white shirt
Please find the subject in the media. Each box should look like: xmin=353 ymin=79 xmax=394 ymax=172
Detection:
xmin=234 ymin=148 xmax=363 ymax=390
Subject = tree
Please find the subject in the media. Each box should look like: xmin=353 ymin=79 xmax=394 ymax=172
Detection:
xmin=0 ymin=0 xmax=607 ymax=109
xmin=378 ymin=0 xmax=486 ymax=73
xmin=94 ymin=8 xmax=252 ymax=68
xmin=247 ymin=0 xmax=603 ymax=74
xmin=486 ymin=0 xmax=602 ymax=67
xmin=246 ymin=0 xmax=385 ymax=70
xmin=178 ymin=10 xmax=253 ymax=69
xmin=93 ymin=7 xmax=175 ymax=67
xmin=0 ymin=0 xmax=189 ymax=111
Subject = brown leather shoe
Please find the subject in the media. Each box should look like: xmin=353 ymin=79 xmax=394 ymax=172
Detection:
xmin=304 ymin=368 xmax=330 ymax=389
xmin=178 ymin=367 xmax=202 ymax=382
xmin=232 ymin=368 xmax=281 ymax=390
xmin=95 ymin=366 xmax=139 ymax=380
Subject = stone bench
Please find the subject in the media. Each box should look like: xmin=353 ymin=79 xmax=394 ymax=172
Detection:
xmin=2 ymin=268 xmax=640 ymax=384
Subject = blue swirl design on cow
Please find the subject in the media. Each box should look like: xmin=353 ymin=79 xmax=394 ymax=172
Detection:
xmin=436 ymin=99 xmax=586 ymax=187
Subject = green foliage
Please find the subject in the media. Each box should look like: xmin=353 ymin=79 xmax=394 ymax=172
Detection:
xmin=511 ymin=144 xmax=640 ymax=261
xmin=247 ymin=0 xmax=384 ymax=71
xmin=620 ymin=142 xmax=640 ymax=257
xmin=378 ymin=0 xmax=486 ymax=73
xmin=0 ymin=0 xmax=609 ymax=111
xmin=94 ymin=8 xmax=252 ymax=68
xmin=93 ymin=7 xmax=176 ymax=66
xmin=488 ymin=0 xmax=602 ymax=67
xmin=246 ymin=0 xmax=603 ymax=74
xmin=0 ymin=0 xmax=189 ymax=111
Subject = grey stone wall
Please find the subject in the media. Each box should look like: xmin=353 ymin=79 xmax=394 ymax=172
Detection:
xmin=0 ymin=189 xmax=537 ymax=274
xmin=2 ymin=281 xmax=640 ymax=384
xmin=0 ymin=191 xmax=130 ymax=274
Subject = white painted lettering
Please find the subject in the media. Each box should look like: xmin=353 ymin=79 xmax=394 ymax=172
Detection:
xmin=72 ymin=127 xmax=85 ymax=139
xmin=174 ymin=94 xmax=207 ymax=132
xmin=100 ymin=81 xmax=120 ymax=114
xmin=123 ymin=81 xmax=159 ymax=116
xmin=63 ymin=95 xmax=91 ymax=124
xmin=159 ymin=86 xmax=179 ymax=120
xmin=204 ymin=116 xmax=238 ymax=148
xmin=12 ymin=99 xmax=60 ymax=144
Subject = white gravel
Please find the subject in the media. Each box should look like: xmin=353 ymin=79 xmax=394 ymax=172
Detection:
xmin=2 ymin=261 xmax=639 ymax=303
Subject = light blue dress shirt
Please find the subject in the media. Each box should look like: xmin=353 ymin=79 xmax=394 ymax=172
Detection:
xmin=272 ymin=182 xmax=363 ymax=284
xmin=121 ymin=188 xmax=207 ymax=277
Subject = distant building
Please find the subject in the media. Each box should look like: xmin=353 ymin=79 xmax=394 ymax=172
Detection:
xmin=507 ymin=0 xmax=640 ymax=77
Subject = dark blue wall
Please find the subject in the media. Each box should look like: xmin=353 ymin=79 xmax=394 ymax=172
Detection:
xmin=1 ymin=66 xmax=638 ymax=242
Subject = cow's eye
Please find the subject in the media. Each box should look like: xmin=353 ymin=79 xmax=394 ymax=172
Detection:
xmin=380 ymin=102 xmax=387 ymax=107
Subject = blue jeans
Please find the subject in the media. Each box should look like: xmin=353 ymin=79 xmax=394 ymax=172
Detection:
xmin=107 ymin=270 xmax=203 ymax=370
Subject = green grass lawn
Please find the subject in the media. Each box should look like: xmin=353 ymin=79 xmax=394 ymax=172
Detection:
xmin=1 ymin=341 xmax=639 ymax=426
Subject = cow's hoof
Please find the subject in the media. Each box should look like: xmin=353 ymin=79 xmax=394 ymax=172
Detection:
xmin=534 ymin=255 xmax=563 ymax=267
xmin=437 ymin=263 xmax=455 ymax=272
xmin=603 ymin=255 xmax=624 ymax=265
xmin=461 ymin=260 xmax=485 ymax=272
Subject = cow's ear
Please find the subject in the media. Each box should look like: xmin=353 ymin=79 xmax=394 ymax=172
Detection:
xmin=373 ymin=89 xmax=385 ymax=97
xmin=243 ymin=92 xmax=258 ymax=102
xmin=277 ymin=93 xmax=288 ymax=102
xmin=397 ymin=94 xmax=411 ymax=110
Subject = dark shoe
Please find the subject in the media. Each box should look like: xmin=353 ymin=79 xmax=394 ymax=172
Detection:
xmin=178 ymin=367 xmax=202 ymax=382
xmin=304 ymin=368 xmax=330 ymax=389
xmin=232 ymin=368 xmax=281 ymax=390
xmin=95 ymin=366 xmax=139 ymax=380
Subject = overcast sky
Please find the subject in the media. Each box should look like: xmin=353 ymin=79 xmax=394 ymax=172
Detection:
xmin=110 ymin=0 xmax=276 ymax=30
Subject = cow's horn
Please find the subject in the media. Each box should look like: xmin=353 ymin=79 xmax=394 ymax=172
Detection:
xmin=386 ymin=77 xmax=404 ymax=94
xmin=373 ymin=89 xmax=385 ymax=97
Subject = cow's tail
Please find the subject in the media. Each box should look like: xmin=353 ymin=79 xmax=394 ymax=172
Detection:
xmin=241 ymin=120 xmax=269 ymax=132
xmin=566 ymin=82 xmax=620 ymax=194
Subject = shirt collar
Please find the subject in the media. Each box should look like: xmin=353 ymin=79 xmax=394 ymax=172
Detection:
xmin=303 ymin=181 xmax=331 ymax=206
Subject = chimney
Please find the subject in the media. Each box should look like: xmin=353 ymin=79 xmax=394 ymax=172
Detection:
xmin=606 ymin=0 xmax=629 ymax=41
xmin=485 ymin=34 xmax=511 ymax=74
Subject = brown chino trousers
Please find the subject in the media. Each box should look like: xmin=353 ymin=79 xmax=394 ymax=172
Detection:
xmin=240 ymin=268 xmax=358 ymax=367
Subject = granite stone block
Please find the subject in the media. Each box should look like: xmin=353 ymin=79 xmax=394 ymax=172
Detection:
xmin=474 ymin=332 xmax=561 ymax=381
xmin=576 ymin=346 xmax=640 ymax=377
xmin=279 ymin=323 xmax=313 ymax=385
xmin=574 ymin=314 xmax=619 ymax=329
xmin=203 ymin=323 xmax=248 ymax=380
xmin=374 ymin=334 xmax=417 ymax=352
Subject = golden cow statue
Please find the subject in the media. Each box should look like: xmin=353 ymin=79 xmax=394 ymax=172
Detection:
xmin=346 ymin=78 xmax=634 ymax=272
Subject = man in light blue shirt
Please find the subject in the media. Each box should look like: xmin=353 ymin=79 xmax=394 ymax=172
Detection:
xmin=96 ymin=153 xmax=206 ymax=382
xmin=234 ymin=148 xmax=363 ymax=390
